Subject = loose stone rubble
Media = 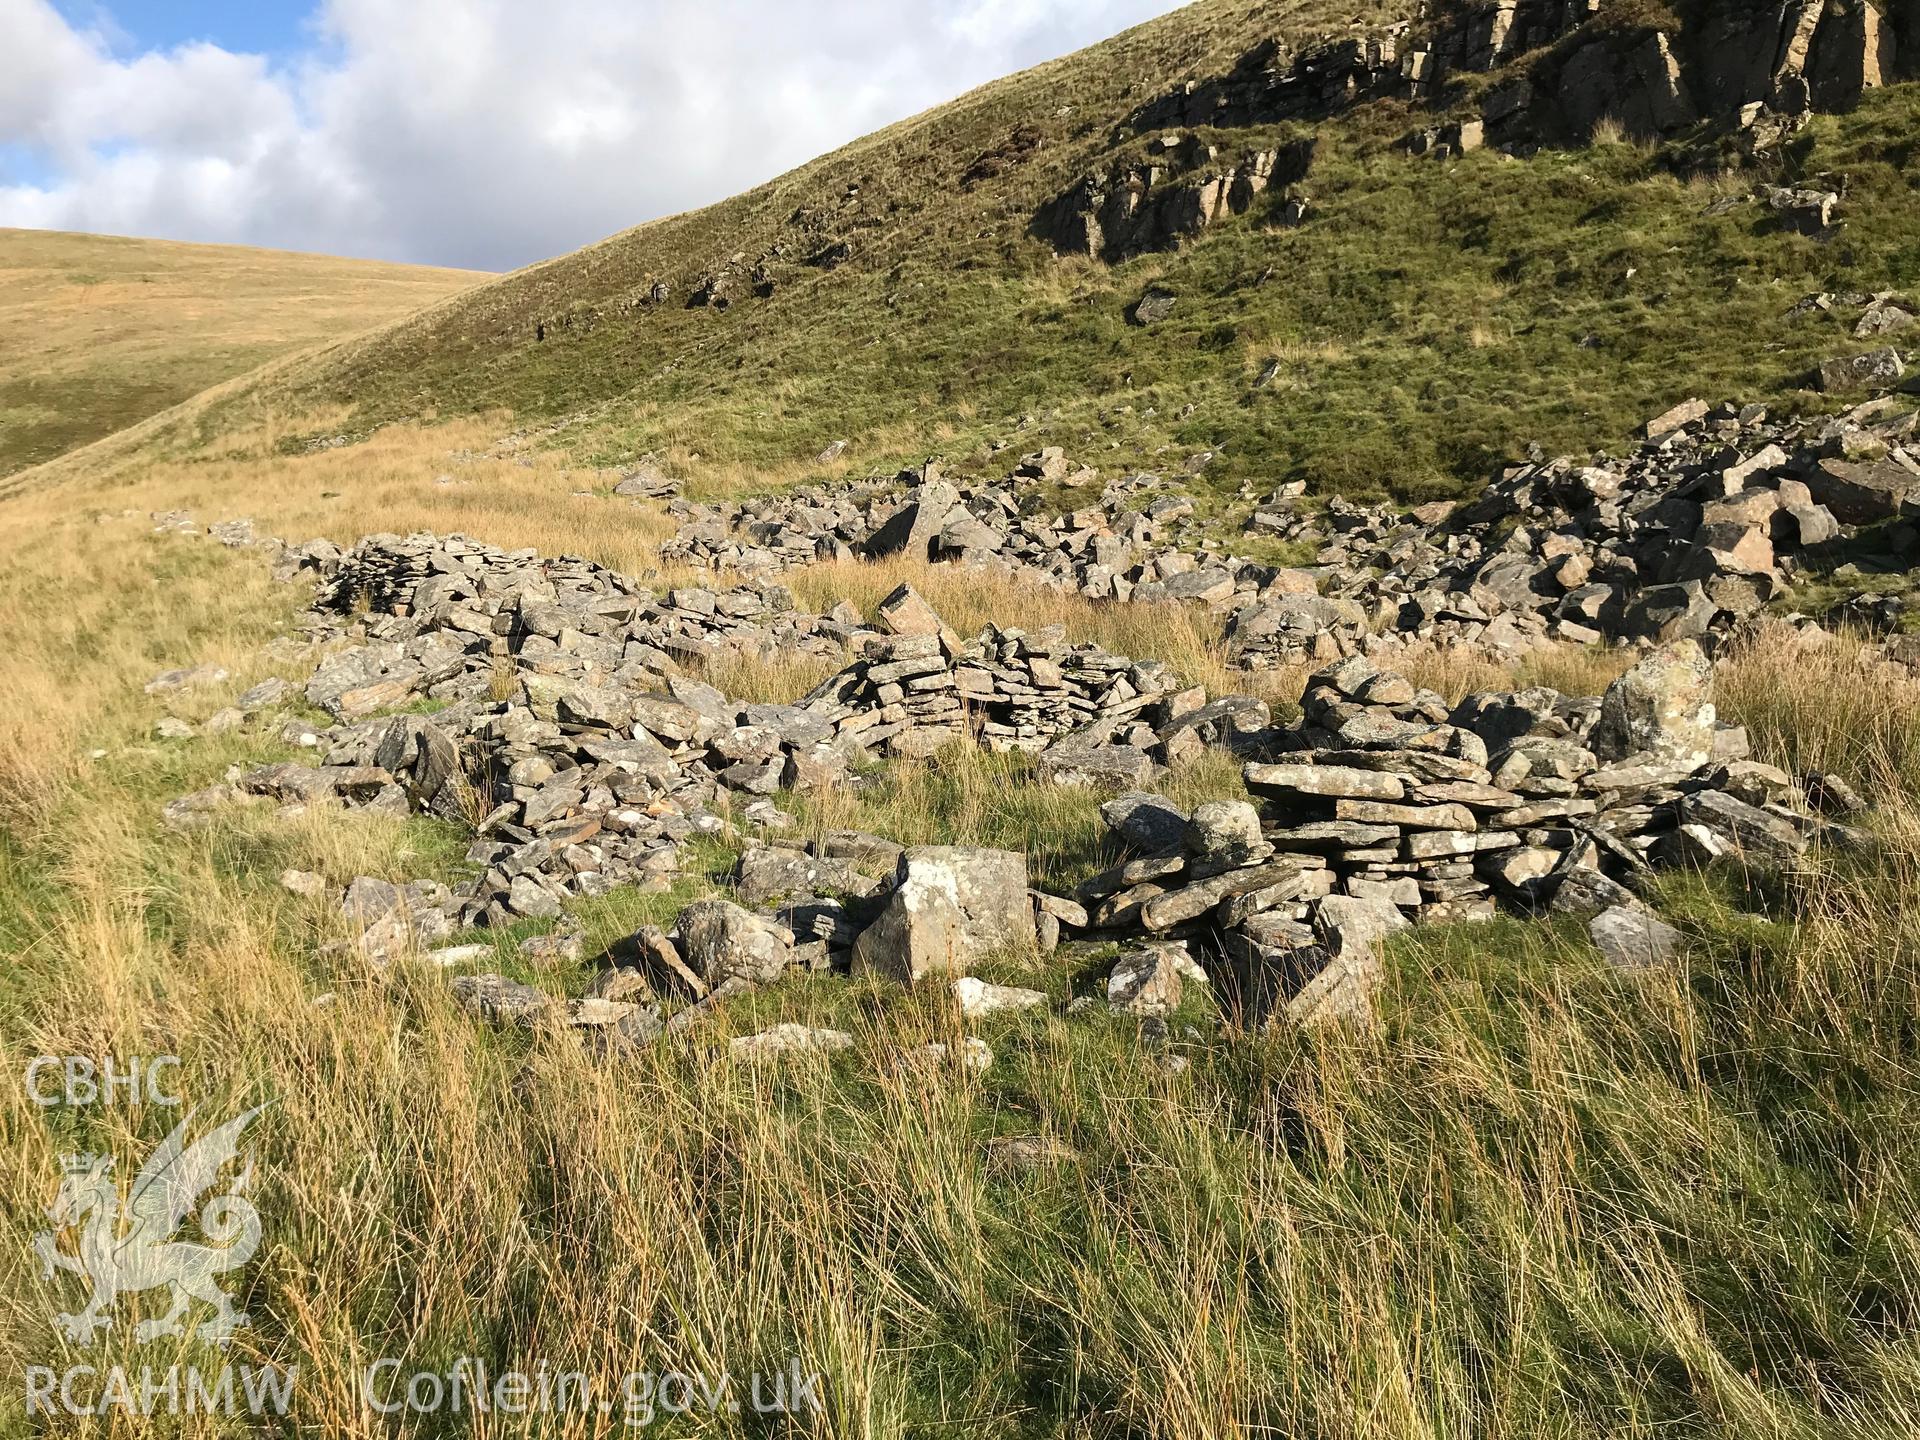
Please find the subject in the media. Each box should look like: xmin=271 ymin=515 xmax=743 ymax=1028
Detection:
xmin=174 ymin=529 xmax=1252 ymax=940
xmin=158 ymin=502 xmax=1867 ymax=1053
xmin=653 ymin=377 xmax=1914 ymax=667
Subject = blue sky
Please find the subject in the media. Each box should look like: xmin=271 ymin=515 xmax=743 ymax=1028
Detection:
xmin=2 ymin=0 xmax=1188 ymax=270
xmin=52 ymin=0 xmax=308 ymax=59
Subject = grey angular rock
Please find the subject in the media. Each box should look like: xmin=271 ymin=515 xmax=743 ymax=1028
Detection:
xmin=1588 ymin=906 xmax=1682 ymax=971
xmin=1038 ymin=741 xmax=1158 ymax=791
xmin=1106 ymin=943 xmax=1187 ymax=1016
xmin=951 ymin=976 xmax=1048 ymax=1019
xmin=1131 ymin=287 xmax=1177 ymax=325
xmin=1184 ymin=800 xmax=1265 ymax=866
xmin=1313 ymin=895 xmax=1411 ymax=960
xmin=1817 ymin=346 xmax=1903 ymax=392
xmin=1548 ymin=865 xmax=1641 ymax=916
xmin=852 ymin=846 xmax=1034 ymax=984
xmin=678 ymin=899 xmax=794 ymax=986
xmin=1100 ymin=792 xmax=1190 ymax=853
xmin=1141 ymin=859 xmax=1311 ymax=931
xmin=449 ymin=974 xmax=558 ymax=1027
xmin=1677 ymin=790 xmax=1809 ymax=864
xmin=1591 ymin=640 xmax=1716 ymax=767
xmin=736 ymin=846 xmax=875 ymax=906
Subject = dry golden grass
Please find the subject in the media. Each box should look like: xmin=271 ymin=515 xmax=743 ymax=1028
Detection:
xmin=4 ymin=412 xmax=1920 ymax=1436
xmin=1718 ymin=620 xmax=1920 ymax=791
xmin=0 ymin=228 xmax=487 ymax=478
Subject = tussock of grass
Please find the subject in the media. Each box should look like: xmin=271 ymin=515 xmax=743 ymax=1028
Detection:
xmin=1717 ymin=621 xmax=1920 ymax=796
xmin=4 ymin=463 xmax=1920 ymax=1432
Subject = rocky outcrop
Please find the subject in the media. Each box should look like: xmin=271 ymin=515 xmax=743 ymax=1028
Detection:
xmin=1457 ymin=0 xmax=1911 ymax=147
xmin=1127 ymin=29 xmax=1414 ymax=132
xmin=1033 ymin=138 xmax=1314 ymax=262
xmin=1092 ymin=0 xmax=1918 ymax=225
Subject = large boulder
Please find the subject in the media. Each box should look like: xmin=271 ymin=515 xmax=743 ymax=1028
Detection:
xmin=850 ymin=846 xmax=1035 ymax=984
xmin=1816 ymin=346 xmax=1903 ymax=393
xmin=1588 ymin=906 xmax=1682 ymax=971
xmin=677 ymin=900 xmax=793 ymax=986
xmin=1804 ymin=458 xmax=1911 ymax=524
xmin=1590 ymin=640 xmax=1716 ymax=767
xmin=1619 ymin=582 xmax=1716 ymax=643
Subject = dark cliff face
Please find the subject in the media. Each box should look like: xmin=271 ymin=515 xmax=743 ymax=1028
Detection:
xmin=1034 ymin=0 xmax=1915 ymax=262
xmin=1509 ymin=0 xmax=1908 ymax=142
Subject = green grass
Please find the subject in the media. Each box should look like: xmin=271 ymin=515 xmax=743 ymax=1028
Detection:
xmin=103 ymin=8 xmax=1915 ymax=516
xmin=5 ymin=1 xmax=1920 ymax=1430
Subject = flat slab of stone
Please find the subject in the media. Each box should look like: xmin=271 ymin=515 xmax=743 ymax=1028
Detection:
xmin=730 ymin=1024 xmax=855 ymax=1060
xmin=1588 ymin=906 xmax=1682 ymax=970
xmin=952 ymin=977 xmax=1048 ymax=1019
xmin=1244 ymin=763 xmax=1406 ymax=801
xmin=1262 ymin=820 xmax=1402 ymax=852
xmin=1140 ymin=860 xmax=1312 ymax=931
xmin=1333 ymin=798 xmax=1477 ymax=831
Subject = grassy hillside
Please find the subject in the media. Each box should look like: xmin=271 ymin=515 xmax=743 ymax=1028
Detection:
xmin=3 ymin=1 xmax=1920 ymax=1435
xmin=0 ymin=228 xmax=486 ymax=478
xmin=124 ymin=0 xmax=1919 ymax=506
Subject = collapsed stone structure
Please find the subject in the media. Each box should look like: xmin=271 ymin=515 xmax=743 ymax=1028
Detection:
xmin=687 ymin=638 xmax=1851 ymax=1034
xmin=167 ymin=531 xmax=1252 ymax=941
xmin=158 ymin=518 xmax=1864 ymax=1052
xmin=655 ymin=371 xmax=1915 ymax=666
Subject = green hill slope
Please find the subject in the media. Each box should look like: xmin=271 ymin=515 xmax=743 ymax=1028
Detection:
xmin=171 ymin=0 xmax=1920 ymax=504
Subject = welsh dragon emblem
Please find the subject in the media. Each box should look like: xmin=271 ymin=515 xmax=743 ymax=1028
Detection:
xmin=33 ymin=1105 xmax=268 ymax=1345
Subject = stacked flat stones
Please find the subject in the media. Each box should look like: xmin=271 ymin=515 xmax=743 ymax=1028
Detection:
xmin=793 ymin=617 xmax=1190 ymax=765
xmin=1016 ymin=642 xmax=1851 ymax=1025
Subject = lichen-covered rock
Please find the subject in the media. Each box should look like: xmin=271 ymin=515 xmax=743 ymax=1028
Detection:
xmin=1106 ymin=943 xmax=1188 ymax=1016
xmin=851 ymin=847 xmax=1034 ymax=984
xmin=677 ymin=900 xmax=794 ymax=987
xmin=1591 ymin=640 xmax=1716 ymax=767
xmin=1588 ymin=906 xmax=1682 ymax=971
xmin=729 ymin=1023 xmax=854 ymax=1060
xmin=951 ymin=977 xmax=1047 ymax=1019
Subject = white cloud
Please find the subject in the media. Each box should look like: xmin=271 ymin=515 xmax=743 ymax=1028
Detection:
xmin=0 ymin=0 xmax=1186 ymax=270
